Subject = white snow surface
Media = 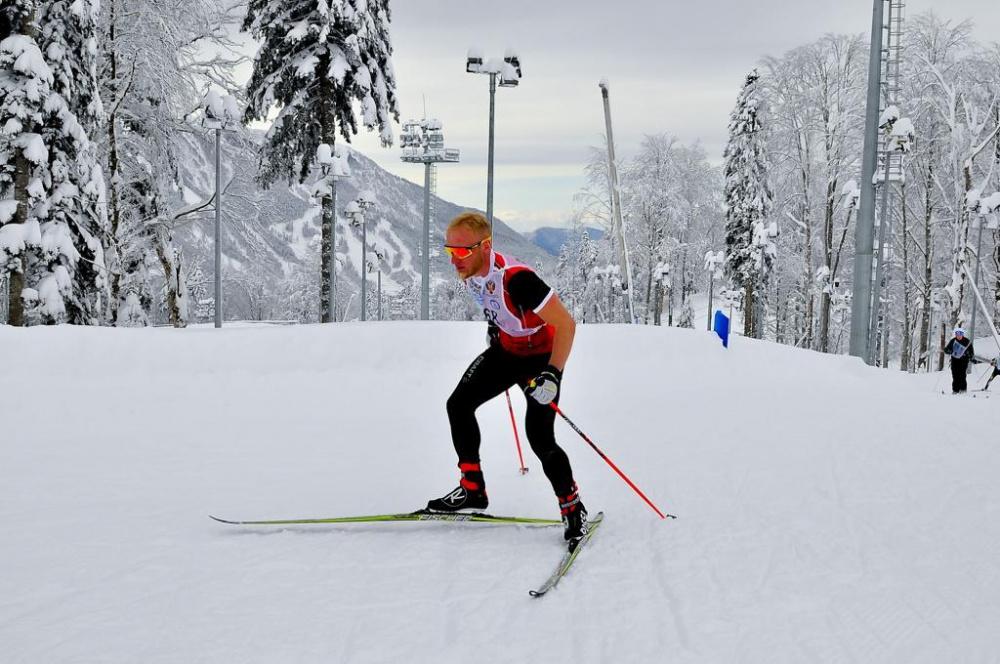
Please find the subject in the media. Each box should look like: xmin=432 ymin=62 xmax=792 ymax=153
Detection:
xmin=3 ymin=323 xmax=1000 ymax=663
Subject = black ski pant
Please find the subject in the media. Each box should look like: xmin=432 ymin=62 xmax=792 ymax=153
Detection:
xmin=951 ymin=359 xmax=969 ymax=392
xmin=446 ymin=345 xmax=576 ymax=497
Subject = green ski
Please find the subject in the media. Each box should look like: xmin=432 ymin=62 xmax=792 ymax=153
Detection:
xmin=209 ymin=510 xmax=561 ymax=527
xmin=529 ymin=511 xmax=604 ymax=597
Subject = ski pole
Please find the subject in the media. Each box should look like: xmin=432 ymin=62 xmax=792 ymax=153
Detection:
xmin=505 ymin=389 xmax=528 ymax=474
xmin=549 ymin=402 xmax=675 ymax=520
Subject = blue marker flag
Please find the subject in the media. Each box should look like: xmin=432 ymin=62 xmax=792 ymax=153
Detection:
xmin=713 ymin=310 xmax=730 ymax=348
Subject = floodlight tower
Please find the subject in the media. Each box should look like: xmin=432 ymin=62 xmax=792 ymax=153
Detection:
xmin=466 ymin=47 xmax=522 ymax=227
xmin=400 ymin=119 xmax=460 ymax=320
xmin=850 ymin=0 xmax=908 ymax=363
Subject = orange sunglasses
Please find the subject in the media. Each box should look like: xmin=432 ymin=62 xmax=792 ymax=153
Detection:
xmin=443 ymin=236 xmax=491 ymax=259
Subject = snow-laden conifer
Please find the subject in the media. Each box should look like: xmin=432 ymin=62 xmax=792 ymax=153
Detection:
xmin=37 ymin=0 xmax=108 ymax=323
xmin=242 ymin=0 xmax=399 ymax=322
xmin=1 ymin=3 xmax=54 ymax=325
xmin=723 ymin=69 xmax=773 ymax=338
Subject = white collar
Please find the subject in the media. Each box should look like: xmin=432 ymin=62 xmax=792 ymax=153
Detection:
xmin=467 ymin=250 xmax=500 ymax=288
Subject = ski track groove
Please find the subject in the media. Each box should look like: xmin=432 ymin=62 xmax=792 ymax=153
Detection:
xmin=649 ymin=521 xmax=693 ymax=654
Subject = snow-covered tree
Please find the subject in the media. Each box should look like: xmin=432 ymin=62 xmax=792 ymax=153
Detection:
xmin=762 ymin=35 xmax=865 ymax=351
xmin=723 ymin=69 xmax=774 ymax=338
xmin=1 ymin=1 xmax=106 ymax=325
xmin=242 ymin=0 xmax=399 ymax=323
xmin=0 ymin=2 xmax=50 ymax=326
xmin=37 ymin=0 xmax=108 ymax=324
xmin=908 ymin=16 xmax=1000 ymax=332
xmin=99 ymin=0 xmax=242 ymax=327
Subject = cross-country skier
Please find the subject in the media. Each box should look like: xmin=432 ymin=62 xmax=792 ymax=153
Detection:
xmin=983 ymin=358 xmax=1000 ymax=391
xmin=943 ymin=328 xmax=975 ymax=394
xmin=425 ymin=211 xmax=588 ymax=542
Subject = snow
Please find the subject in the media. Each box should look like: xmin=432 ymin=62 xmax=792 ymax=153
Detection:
xmin=1 ymin=35 xmax=54 ymax=83
xmin=203 ymin=89 xmax=224 ymax=119
xmin=222 ymin=95 xmax=240 ymax=123
xmin=18 ymin=286 xmax=38 ymax=304
xmin=892 ymin=116 xmax=915 ymax=138
xmin=17 ymin=132 xmax=48 ymax=164
xmin=327 ymin=49 xmax=350 ymax=83
xmin=40 ymin=219 xmax=80 ymax=264
xmin=878 ymin=104 xmax=900 ymax=129
xmin=0 ymin=198 xmax=17 ymax=224
xmin=35 ymin=265 xmax=71 ymax=318
xmin=2 ymin=323 xmax=1000 ymax=662
xmin=888 ymin=117 xmax=915 ymax=152
xmin=316 ymin=143 xmax=333 ymax=164
xmin=0 ymin=216 xmax=41 ymax=267
xmin=980 ymin=192 xmax=1000 ymax=214
xmin=202 ymin=90 xmax=238 ymax=129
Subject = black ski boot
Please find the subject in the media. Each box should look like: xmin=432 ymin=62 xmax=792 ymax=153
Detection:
xmin=559 ymin=484 xmax=588 ymax=543
xmin=426 ymin=462 xmax=488 ymax=512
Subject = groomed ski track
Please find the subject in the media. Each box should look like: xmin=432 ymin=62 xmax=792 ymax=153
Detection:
xmin=3 ymin=322 xmax=1000 ymax=663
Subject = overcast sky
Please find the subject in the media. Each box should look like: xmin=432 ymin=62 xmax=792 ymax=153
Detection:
xmin=248 ymin=0 xmax=1000 ymax=232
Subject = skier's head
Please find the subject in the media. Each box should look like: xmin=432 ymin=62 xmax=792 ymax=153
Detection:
xmin=446 ymin=211 xmax=493 ymax=279
xmin=954 ymin=327 xmax=965 ymax=338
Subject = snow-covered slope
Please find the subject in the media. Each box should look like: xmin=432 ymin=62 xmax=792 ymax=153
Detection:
xmin=2 ymin=323 xmax=999 ymax=663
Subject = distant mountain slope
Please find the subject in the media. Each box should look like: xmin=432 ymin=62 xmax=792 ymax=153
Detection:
xmin=169 ymin=131 xmax=554 ymax=318
xmin=526 ymin=226 xmax=605 ymax=256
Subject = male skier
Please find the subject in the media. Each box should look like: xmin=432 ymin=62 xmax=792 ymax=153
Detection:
xmin=425 ymin=211 xmax=588 ymax=542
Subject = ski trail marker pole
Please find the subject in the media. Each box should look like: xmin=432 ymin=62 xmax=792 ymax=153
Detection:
xmin=550 ymin=402 xmax=674 ymax=519
xmin=506 ymin=389 xmax=528 ymax=474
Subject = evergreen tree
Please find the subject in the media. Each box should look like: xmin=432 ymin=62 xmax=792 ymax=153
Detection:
xmin=37 ymin=0 xmax=108 ymax=323
xmin=242 ymin=0 xmax=399 ymax=323
xmin=723 ymin=69 xmax=773 ymax=338
xmin=1 ymin=2 xmax=53 ymax=325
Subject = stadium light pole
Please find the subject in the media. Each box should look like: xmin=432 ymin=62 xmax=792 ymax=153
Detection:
xmin=465 ymin=47 xmax=522 ymax=227
xmin=400 ymin=119 xmax=459 ymax=320
xmin=202 ymin=91 xmax=239 ymax=328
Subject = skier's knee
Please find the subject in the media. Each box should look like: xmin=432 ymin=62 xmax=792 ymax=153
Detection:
xmin=447 ymin=390 xmax=472 ymax=419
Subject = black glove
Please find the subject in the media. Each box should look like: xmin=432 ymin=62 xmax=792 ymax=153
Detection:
xmin=526 ymin=366 xmax=562 ymax=405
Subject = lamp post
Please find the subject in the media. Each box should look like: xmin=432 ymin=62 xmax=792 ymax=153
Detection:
xmin=201 ymin=90 xmax=239 ymax=328
xmin=466 ymin=47 xmax=521 ymax=227
xmin=653 ymin=262 xmax=670 ymax=326
xmin=346 ymin=193 xmax=377 ymax=321
xmin=598 ymin=79 xmax=636 ymax=323
xmin=969 ymin=195 xmax=1000 ymax=342
xmin=313 ymin=144 xmax=351 ymax=321
xmin=704 ymin=250 xmax=725 ymax=331
xmin=400 ymin=118 xmax=459 ymax=320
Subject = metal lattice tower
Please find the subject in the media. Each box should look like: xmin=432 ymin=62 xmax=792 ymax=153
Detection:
xmin=400 ymin=118 xmax=459 ymax=320
xmin=869 ymin=0 xmax=907 ymax=365
xmin=428 ymin=163 xmax=437 ymax=218
xmin=875 ymin=0 xmax=906 ymax=184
